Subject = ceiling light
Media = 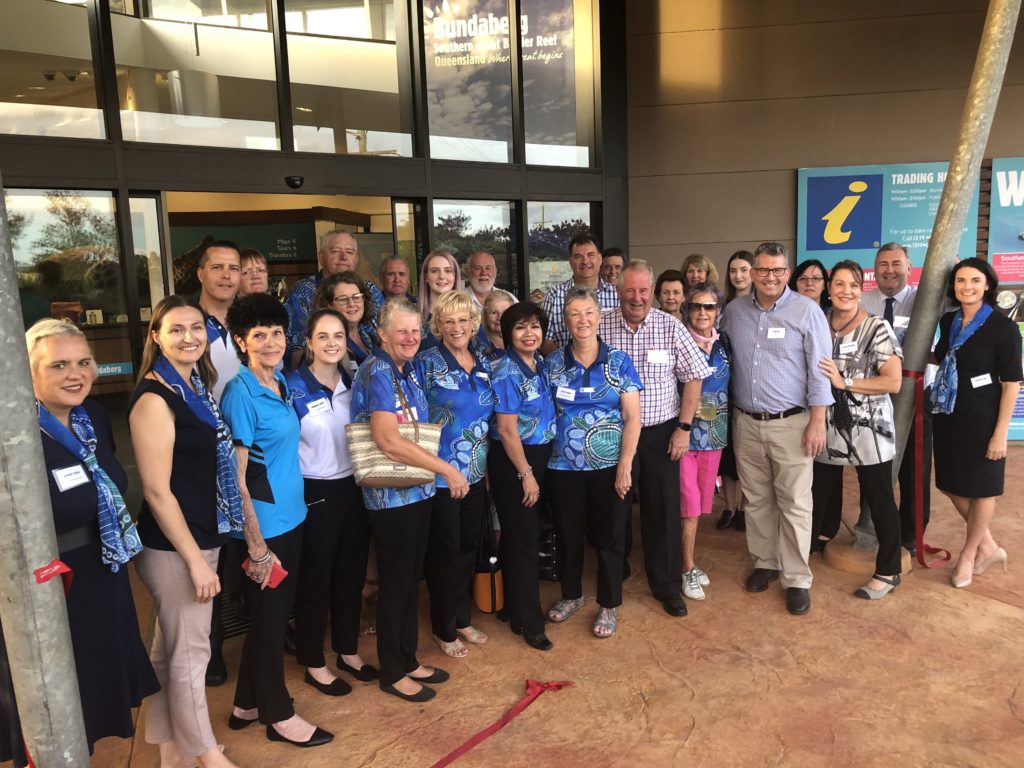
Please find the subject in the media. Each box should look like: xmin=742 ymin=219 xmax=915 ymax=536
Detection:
xmin=13 ymin=94 xmax=26 ymax=98
xmin=27 ymin=86 xmax=46 ymax=90
xmin=296 ymin=106 xmax=313 ymax=112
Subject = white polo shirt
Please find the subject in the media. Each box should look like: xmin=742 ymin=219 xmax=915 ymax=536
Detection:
xmin=284 ymin=364 xmax=354 ymax=480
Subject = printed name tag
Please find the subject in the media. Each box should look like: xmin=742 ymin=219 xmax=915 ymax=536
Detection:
xmin=647 ymin=349 xmax=671 ymax=364
xmin=52 ymin=465 xmax=90 ymax=492
xmin=893 ymin=315 xmax=910 ymax=328
xmin=580 ymin=387 xmax=596 ymax=393
xmin=767 ymin=327 xmax=786 ymax=340
xmin=555 ymin=386 xmax=576 ymax=402
xmin=475 ymin=371 xmax=490 ymax=380
xmin=306 ymin=398 xmax=331 ymax=416
xmin=839 ymin=342 xmax=858 ymax=355
xmin=971 ymin=373 xmax=993 ymax=388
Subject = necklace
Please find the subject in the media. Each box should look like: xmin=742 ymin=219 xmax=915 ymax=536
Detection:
xmin=830 ymin=310 xmax=860 ymax=338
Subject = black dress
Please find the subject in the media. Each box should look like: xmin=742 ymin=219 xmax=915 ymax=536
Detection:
xmin=0 ymin=399 xmax=159 ymax=766
xmin=933 ymin=310 xmax=1023 ymax=498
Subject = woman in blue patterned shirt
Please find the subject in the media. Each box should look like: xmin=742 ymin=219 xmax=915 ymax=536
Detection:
xmin=350 ymin=299 xmax=469 ymax=703
xmin=489 ymin=301 xmax=557 ymax=651
xmin=414 ymin=291 xmax=496 ymax=658
xmin=545 ymin=287 xmax=643 ymax=638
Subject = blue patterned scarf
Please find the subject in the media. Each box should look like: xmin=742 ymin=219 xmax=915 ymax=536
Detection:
xmin=37 ymin=402 xmax=142 ymax=571
xmin=154 ymin=357 xmax=244 ymax=534
xmin=930 ymin=303 xmax=993 ymax=415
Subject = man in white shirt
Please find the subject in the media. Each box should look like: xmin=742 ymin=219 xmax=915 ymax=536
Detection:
xmin=465 ymin=251 xmax=498 ymax=311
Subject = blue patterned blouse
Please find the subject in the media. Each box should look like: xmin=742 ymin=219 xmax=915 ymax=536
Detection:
xmin=413 ymin=344 xmax=496 ymax=487
xmin=350 ymin=347 xmax=436 ymax=509
xmin=545 ymin=340 xmax=644 ymax=471
xmin=689 ymin=339 xmax=730 ymax=451
xmin=469 ymin=325 xmax=506 ymax=364
xmin=490 ymin=351 xmax=557 ymax=445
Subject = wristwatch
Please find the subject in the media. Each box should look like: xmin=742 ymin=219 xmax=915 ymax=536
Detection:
xmin=844 ymin=376 xmax=853 ymax=392
xmin=677 ymin=422 xmax=692 ymax=432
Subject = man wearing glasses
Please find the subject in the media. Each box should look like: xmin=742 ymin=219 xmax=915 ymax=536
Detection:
xmin=720 ymin=242 xmax=833 ymax=616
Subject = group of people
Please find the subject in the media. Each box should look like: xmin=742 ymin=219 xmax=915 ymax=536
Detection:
xmin=1 ymin=229 xmax=1018 ymax=766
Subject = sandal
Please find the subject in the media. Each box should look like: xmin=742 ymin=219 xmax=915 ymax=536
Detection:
xmin=456 ymin=626 xmax=488 ymax=645
xmin=592 ymin=607 xmax=617 ymax=638
xmin=432 ymin=634 xmax=469 ymax=658
xmin=547 ymin=597 xmax=584 ymax=623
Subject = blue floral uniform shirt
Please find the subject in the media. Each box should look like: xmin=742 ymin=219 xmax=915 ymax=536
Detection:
xmin=284 ymin=272 xmax=385 ymax=366
xmin=350 ymin=347 xmax=436 ymax=509
xmin=413 ymin=344 xmax=496 ymax=487
xmin=546 ymin=340 xmax=643 ymax=471
xmin=469 ymin=325 xmax=505 ymax=365
xmin=490 ymin=352 xmax=557 ymax=445
xmin=690 ymin=339 xmax=730 ymax=451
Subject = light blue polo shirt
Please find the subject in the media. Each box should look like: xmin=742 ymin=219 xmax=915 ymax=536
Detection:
xmin=221 ymin=365 xmax=306 ymax=539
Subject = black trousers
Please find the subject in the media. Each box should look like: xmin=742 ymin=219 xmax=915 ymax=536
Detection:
xmin=233 ymin=523 xmax=303 ymax=724
xmin=548 ymin=466 xmax=629 ymax=608
xmin=488 ymin=440 xmax=551 ymax=636
xmin=812 ymin=462 xmax=902 ymax=575
xmin=294 ymin=476 xmax=371 ymax=667
xmin=367 ymin=498 xmax=431 ymax=687
xmin=632 ymin=420 xmax=684 ymax=600
xmin=424 ymin=480 xmax=487 ymax=641
xmin=898 ymin=402 xmax=933 ymax=544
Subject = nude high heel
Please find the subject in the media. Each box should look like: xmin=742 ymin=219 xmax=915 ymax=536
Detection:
xmin=973 ymin=546 xmax=1008 ymax=575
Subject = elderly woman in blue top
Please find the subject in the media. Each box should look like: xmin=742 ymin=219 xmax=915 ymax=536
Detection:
xmin=220 ymin=293 xmax=332 ymax=748
xmin=470 ymin=288 xmax=516 ymax=363
xmin=489 ymin=301 xmax=557 ymax=651
xmin=313 ymin=270 xmax=377 ymax=373
xmin=284 ymin=308 xmax=376 ymax=697
xmin=414 ymin=291 xmax=497 ymax=658
xmin=351 ymin=298 xmax=469 ymax=703
xmin=545 ymin=286 xmax=643 ymax=638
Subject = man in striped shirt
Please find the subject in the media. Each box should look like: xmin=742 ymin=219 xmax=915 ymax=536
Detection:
xmin=600 ymin=260 xmax=712 ymax=616
xmin=720 ymin=242 xmax=833 ymax=616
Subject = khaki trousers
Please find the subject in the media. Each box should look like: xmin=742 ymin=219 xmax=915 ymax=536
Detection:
xmin=733 ymin=411 xmax=814 ymax=589
xmin=136 ymin=546 xmax=220 ymax=759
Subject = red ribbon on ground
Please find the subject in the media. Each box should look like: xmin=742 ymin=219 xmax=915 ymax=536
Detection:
xmin=430 ymin=679 xmax=574 ymax=768
xmin=904 ymin=369 xmax=952 ymax=568
xmin=33 ymin=559 xmax=73 ymax=596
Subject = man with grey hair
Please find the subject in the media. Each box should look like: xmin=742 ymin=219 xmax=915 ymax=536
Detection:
xmin=379 ymin=255 xmax=416 ymax=303
xmin=720 ymin=242 xmax=833 ymax=616
xmin=599 ymin=259 xmax=712 ymax=616
xmin=465 ymin=251 xmax=499 ymax=310
xmin=284 ymin=228 xmax=386 ymax=368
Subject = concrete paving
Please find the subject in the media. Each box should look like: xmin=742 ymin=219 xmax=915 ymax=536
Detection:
xmin=84 ymin=448 xmax=1024 ymax=768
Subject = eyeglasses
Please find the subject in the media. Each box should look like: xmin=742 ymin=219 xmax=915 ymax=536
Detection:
xmin=331 ymin=293 xmax=364 ymax=305
xmin=753 ymin=267 xmax=789 ymax=278
xmin=441 ymin=318 xmax=472 ymax=329
xmin=797 ymin=275 xmax=824 ymax=284
xmin=242 ymin=267 xmax=268 ymax=276
xmin=688 ymin=302 xmax=718 ymax=311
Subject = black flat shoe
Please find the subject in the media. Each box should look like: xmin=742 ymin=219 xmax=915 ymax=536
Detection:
xmin=523 ymin=632 xmax=553 ymax=651
xmin=205 ymin=649 xmax=227 ymax=687
xmin=409 ymin=667 xmax=449 ymax=684
xmin=662 ymin=595 xmax=688 ymax=617
xmin=715 ymin=509 xmax=735 ymax=530
xmin=303 ymin=671 xmax=352 ymax=697
xmin=336 ymin=656 xmax=379 ymax=682
xmin=810 ymin=537 xmax=830 ymax=555
xmin=745 ymin=568 xmax=779 ymax=593
xmin=732 ymin=510 xmax=746 ymax=531
xmin=381 ymin=682 xmax=436 ymax=702
xmin=786 ymin=587 xmax=811 ymax=615
xmin=266 ymin=724 xmax=334 ymax=748
xmin=228 ymin=714 xmax=257 ymax=731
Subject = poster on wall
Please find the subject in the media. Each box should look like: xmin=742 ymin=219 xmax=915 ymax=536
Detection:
xmin=797 ymin=162 xmax=979 ymax=288
xmin=988 ymin=157 xmax=1024 ymax=283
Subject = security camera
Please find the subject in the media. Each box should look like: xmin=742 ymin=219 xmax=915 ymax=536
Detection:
xmin=42 ymin=71 xmax=56 ymax=81
xmin=285 ymin=175 xmax=304 ymax=190
xmin=63 ymin=70 xmax=79 ymax=82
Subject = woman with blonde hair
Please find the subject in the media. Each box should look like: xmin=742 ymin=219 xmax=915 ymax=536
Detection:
xmin=681 ymin=253 xmax=719 ymax=291
xmin=418 ymin=250 xmax=463 ymax=351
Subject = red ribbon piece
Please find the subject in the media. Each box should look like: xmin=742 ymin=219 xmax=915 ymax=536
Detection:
xmin=430 ymin=679 xmax=574 ymax=768
xmin=904 ymin=369 xmax=952 ymax=569
xmin=33 ymin=559 xmax=73 ymax=596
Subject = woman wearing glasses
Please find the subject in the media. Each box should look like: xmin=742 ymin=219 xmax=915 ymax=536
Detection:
xmin=238 ymin=248 xmax=270 ymax=298
xmin=414 ymin=292 xmax=497 ymax=658
xmin=790 ymin=260 xmax=831 ymax=311
xmin=314 ymin=271 xmax=377 ymax=372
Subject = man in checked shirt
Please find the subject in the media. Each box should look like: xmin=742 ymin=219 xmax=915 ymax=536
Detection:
xmin=600 ymin=260 xmax=712 ymax=616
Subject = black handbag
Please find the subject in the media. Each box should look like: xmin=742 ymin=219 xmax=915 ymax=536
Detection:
xmin=473 ymin=497 xmax=504 ymax=613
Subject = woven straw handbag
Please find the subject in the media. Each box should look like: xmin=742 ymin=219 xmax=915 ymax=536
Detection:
xmin=346 ymin=378 xmax=442 ymax=489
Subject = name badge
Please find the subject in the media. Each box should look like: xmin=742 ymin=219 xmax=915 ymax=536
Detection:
xmin=971 ymin=373 xmax=993 ymax=388
xmin=52 ymin=465 xmax=90 ymax=492
xmin=893 ymin=315 xmax=910 ymax=328
xmin=555 ymin=386 xmax=576 ymax=402
xmin=767 ymin=327 xmax=786 ymax=340
xmin=839 ymin=342 xmax=858 ymax=355
xmin=580 ymin=387 xmax=596 ymax=393
xmin=306 ymin=398 xmax=331 ymax=416
xmin=647 ymin=349 xmax=671 ymax=365
xmin=475 ymin=371 xmax=490 ymax=380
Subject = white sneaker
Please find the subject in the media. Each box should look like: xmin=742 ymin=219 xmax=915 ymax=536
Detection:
xmin=683 ymin=570 xmax=706 ymax=600
xmin=692 ymin=567 xmax=710 ymax=587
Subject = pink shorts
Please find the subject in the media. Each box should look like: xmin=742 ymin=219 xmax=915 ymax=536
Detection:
xmin=679 ymin=449 xmax=723 ymax=518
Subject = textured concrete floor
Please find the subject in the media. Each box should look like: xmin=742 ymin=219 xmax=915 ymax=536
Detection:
xmin=81 ymin=448 xmax=1024 ymax=768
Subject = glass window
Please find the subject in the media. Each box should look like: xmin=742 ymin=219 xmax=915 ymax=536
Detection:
xmin=0 ymin=0 xmax=104 ymax=139
xmin=423 ymin=1 xmax=514 ymax=162
xmin=433 ymin=200 xmax=519 ymax=296
xmin=145 ymin=0 xmax=271 ymax=30
xmin=393 ymin=199 xmax=425 ymax=294
xmin=527 ymin=201 xmax=591 ymax=295
xmin=521 ymin=0 xmax=595 ymax=167
xmin=112 ymin=12 xmax=279 ymax=149
xmin=129 ymin=196 xmax=168 ymax=320
xmin=285 ymin=1 xmax=412 ymax=156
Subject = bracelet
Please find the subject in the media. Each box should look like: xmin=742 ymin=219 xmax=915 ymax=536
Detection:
xmin=250 ymin=549 xmax=272 ymax=565
xmin=517 ymin=466 xmax=533 ymax=480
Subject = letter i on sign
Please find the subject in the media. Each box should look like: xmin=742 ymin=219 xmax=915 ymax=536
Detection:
xmin=821 ymin=181 xmax=869 ymax=245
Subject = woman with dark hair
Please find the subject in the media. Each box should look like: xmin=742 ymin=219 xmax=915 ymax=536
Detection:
xmin=220 ymin=293 xmax=332 ymax=748
xmin=0 ymin=321 xmax=158 ymax=768
xmin=931 ymin=257 xmax=1022 ymax=588
xmin=489 ymin=301 xmax=556 ymax=650
xmin=655 ymin=269 xmax=686 ymax=322
xmin=724 ymin=250 xmax=754 ymax=304
xmin=284 ymin=308 xmax=375 ymax=695
xmin=314 ymin=271 xmax=377 ymax=371
xmin=811 ymin=261 xmax=903 ymax=600
xmin=790 ymin=260 xmax=831 ymax=310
